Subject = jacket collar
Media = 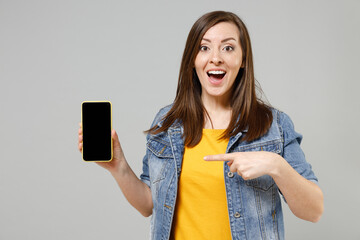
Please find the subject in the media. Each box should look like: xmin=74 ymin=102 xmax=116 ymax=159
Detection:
xmin=163 ymin=119 xmax=246 ymax=152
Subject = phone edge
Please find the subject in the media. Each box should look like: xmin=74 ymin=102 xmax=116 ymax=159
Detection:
xmin=81 ymin=100 xmax=113 ymax=162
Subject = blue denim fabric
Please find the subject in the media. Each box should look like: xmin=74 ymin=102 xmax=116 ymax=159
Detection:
xmin=140 ymin=104 xmax=318 ymax=240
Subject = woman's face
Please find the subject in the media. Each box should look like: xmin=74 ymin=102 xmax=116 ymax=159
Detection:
xmin=194 ymin=22 xmax=243 ymax=104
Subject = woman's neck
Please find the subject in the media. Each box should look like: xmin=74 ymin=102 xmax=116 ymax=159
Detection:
xmin=201 ymin=93 xmax=231 ymax=113
xmin=202 ymin=95 xmax=232 ymax=129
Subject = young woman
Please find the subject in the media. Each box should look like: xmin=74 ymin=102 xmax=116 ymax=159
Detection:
xmin=78 ymin=11 xmax=323 ymax=240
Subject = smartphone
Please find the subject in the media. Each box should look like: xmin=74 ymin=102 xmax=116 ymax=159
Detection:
xmin=81 ymin=101 xmax=113 ymax=162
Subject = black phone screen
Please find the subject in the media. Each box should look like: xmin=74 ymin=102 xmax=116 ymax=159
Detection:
xmin=82 ymin=101 xmax=112 ymax=161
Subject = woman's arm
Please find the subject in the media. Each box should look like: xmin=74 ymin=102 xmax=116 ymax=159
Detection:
xmin=272 ymin=111 xmax=323 ymax=222
xmin=78 ymin=126 xmax=153 ymax=217
xmin=271 ymin=155 xmax=323 ymax=222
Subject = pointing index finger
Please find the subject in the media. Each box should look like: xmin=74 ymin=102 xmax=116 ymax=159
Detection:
xmin=204 ymin=153 xmax=234 ymax=161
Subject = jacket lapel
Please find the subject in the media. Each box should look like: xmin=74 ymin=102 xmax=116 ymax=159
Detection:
xmin=168 ymin=123 xmax=184 ymax=177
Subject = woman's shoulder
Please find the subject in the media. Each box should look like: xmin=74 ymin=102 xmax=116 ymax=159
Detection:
xmin=150 ymin=103 xmax=173 ymax=128
xmin=267 ymin=107 xmax=293 ymax=127
xmin=267 ymin=107 xmax=302 ymax=142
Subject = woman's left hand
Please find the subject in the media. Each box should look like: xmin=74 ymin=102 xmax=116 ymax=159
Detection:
xmin=204 ymin=151 xmax=282 ymax=180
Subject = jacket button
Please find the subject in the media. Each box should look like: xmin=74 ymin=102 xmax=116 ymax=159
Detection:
xmin=227 ymin=172 xmax=234 ymax=178
xmin=234 ymin=212 xmax=241 ymax=218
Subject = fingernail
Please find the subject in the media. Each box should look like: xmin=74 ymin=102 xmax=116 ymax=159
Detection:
xmin=203 ymin=156 xmax=208 ymax=160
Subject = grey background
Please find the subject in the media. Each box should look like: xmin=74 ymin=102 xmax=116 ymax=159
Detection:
xmin=1 ymin=0 xmax=359 ymax=239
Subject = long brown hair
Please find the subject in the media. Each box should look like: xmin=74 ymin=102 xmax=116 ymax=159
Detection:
xmin=146 ymin=11 xmax=272 ymax=147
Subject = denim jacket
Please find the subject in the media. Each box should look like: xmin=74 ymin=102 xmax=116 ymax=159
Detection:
xmin=140 ymin=105 xmax=318 ymax=240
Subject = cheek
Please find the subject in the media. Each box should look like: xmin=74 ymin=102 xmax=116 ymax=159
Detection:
xmin=226 ymin=52 xmax=243 ymax=70
xmin=226 ymin=58 xmax=242 ymax=85
xmin=230 ymin=58 xmax=242 ymax=70
xmin=194 ymin=54 xmax=207 ymax=70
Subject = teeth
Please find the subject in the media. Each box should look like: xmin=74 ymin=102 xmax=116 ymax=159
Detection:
xmin=208 ymin=70 xmax=226 ymax=75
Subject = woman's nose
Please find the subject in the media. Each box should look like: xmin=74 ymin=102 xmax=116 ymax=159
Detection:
xmin=210 ymin=50 xmax=223 ymax=65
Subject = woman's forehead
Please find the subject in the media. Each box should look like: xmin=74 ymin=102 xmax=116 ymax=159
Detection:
xmin=202 ymin=22 xmax=240 ymax=42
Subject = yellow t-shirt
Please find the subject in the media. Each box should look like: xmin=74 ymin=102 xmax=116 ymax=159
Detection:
xmin=171 ymin=129 xmax=231 ymax=240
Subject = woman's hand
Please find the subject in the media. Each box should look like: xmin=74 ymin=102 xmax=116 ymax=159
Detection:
xmin=78 ymin=122 xmax=126 ymax=174
xmin=205 ymin=151 xmax=323 ymax=222
xmin=204 ymin=151 xmax=282 ymax=180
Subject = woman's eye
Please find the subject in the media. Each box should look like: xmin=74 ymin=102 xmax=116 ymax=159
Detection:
xmin=200 ymin=46 xmax=209 ymax=51
xmin=223 ymin=46 xmax=234 ymax=51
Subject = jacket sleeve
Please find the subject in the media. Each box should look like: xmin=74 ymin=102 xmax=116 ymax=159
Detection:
xmin=140 ymin=151 xmax=151 ymax=189
xmin=279 ymin=111 xmax=318 ymax=184
xmin=139 ymin=105 xmax=172 ymax=189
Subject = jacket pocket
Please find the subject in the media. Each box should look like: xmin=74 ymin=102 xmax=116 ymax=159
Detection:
xmin=147 ymin=137 xmax=173 ymax=158
xmin=245 ymin=175 xmax=275 ymax=191
xmin=147 ymin=137 xmax=174 ymax=184
xmin=236 ymin=140 xmax=282 ymax=191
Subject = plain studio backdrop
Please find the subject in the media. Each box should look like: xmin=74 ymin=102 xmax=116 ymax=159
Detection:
xmin=0 ymin=0 xmax=359 ymax=239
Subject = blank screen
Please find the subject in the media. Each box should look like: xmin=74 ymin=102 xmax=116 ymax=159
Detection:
xmin=82 ymin=102 xmax=112 ymax=161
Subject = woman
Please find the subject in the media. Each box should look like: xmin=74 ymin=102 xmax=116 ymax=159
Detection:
xmin=78 ymin=11 xmax=323 ymax=240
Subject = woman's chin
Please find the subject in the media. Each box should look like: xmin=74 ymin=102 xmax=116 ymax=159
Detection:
xmin=202 ymin=89 xmax=230 ymax=100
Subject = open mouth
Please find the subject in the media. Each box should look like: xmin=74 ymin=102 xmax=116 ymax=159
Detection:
xmin=207 ymin=70 xmax=226 ymax=81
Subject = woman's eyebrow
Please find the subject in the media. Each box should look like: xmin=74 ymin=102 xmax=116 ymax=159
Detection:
xmin=202 ymin=37 xmax=237 ymax=43
xmin=221 ymin=37 xmax=236 ymax=43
